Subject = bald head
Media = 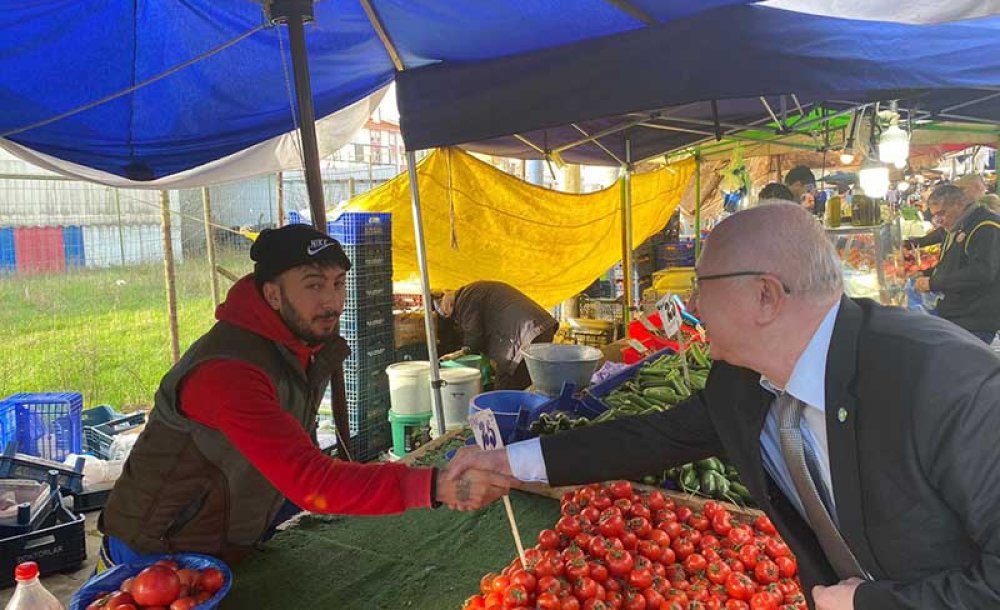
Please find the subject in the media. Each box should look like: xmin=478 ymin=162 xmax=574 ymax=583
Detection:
xmin=701 ymin=203 xmax=842 ymax=302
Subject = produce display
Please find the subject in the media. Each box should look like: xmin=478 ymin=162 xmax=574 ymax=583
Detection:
xmin=462 ymin=481 xmax=805 ymax=610
xmin=83 ymin=560 xmax=226 ymax=610
xmin=653 ymin=459 xmax=753 ymax=507
xmin=529 ymin=347 xmax=753 ymax=506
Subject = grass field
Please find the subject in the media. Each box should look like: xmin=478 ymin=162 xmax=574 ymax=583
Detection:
xmin=0 ymin=249 xmax=253 ymax=411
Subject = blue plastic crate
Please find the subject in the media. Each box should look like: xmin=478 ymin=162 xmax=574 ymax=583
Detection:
xmin=343 ymin=242 xmax=392 ymax=271
xmin=344 ymin=328 xmax=395 ymax=370
xmin=512 ymin=383 xmax=607 ymax=442
xmin=348 ymin=421 xmax=392 ymax=462
xmin=286 ymin=210 xmax=308 ymax=225
xmin=581 ymin=348 xmax=675 ymax=413
xmin=345 ymin=268 xmax=393 ymax=310
xmin=340 ymin=302 xmax=394 ymax=337
xmin=0 ymin=401 xmax=14 ymax=450
xmin=83 ymin=412 xmax=146 ymax=459
xmin=348 ymin=389 xmax=391 ymax=436
xmin=344 ymin=367 xmax=390 ymax=402
xmin=327 ymin=212 xmax=391 ymax=246
xmin=4 ymin=393 xmax=83 ymax=461
xmin=0 ymin=227 xmax=15 ymax=274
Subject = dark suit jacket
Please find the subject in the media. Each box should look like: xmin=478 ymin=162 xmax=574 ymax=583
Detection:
xmin=541 ymin=297 xmax=1000 ymax=609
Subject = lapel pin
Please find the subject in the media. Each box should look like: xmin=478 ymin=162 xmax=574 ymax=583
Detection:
xmin=837 ymin=407 xmax=848 ymax=423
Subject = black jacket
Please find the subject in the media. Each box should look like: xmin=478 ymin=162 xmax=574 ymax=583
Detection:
xmin=452 ymin=281 xmax=558 ymax=375
xmin=929 ymin=205 xmax=1000 ymax=332
xmin=541 ymin=297 xmax=1000 ymax=609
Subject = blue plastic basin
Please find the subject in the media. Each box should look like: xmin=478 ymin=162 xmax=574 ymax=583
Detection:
xmin=468 ymin=391 xmax=549 ymax=444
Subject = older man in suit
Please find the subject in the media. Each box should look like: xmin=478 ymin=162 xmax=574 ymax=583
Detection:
xmin=447 ymin=203 xmax=1000 ymax=609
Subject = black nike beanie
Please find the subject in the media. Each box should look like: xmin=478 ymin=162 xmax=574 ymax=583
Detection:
xmin=250 ymin=224 xmax=351 ymax=287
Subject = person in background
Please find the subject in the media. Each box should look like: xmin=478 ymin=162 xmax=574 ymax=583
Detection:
xmin=435 ymin=281 xmax=559 ymax=390
xmin=758 ymin=181 xmax=796 ymax=203
xmin=449 ymin=203 xmax=1000 ymax=609
xmin=982 ymin=193 xmax=1000 ymax=215
xmin=784 ymin=165 xmax=821 ymax=216
xmin=98 ymin=225 xmax=508 ymax=570
xmin=912 ymin=175 xmax=993 ymax=250
xmin=914 ymin=184 xmax=1000 ymax=343
xmin=955 ymin=173 xmax=988 ymax=202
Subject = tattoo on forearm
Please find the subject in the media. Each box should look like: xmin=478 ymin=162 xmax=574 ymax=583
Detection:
xmin=457 ymin=477 xmax=471 ymax=502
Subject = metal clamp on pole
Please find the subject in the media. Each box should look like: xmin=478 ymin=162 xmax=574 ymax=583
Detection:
xmin=266 ymin=0 xmax=315 ymax=24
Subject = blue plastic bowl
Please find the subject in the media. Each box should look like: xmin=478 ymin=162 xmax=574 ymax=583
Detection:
xmin=469 ymin=391 xmax=549 ymax=444
xmin=69 ymin=553 xmax=232 ymax=610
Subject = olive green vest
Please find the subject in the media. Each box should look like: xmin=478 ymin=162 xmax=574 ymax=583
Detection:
xmin=101 ymin=320 xmax=348 ymax=562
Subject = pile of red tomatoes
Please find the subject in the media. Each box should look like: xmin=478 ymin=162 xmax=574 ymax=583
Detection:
xmin=463 ymin=481 xmax=805 ymax=610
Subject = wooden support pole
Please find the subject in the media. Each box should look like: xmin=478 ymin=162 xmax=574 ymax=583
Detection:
xmin=276 ymin=171 xmax=285 ymax=226
xmin=202 ymin=187 xmax=221 ymax=310
xmin=161 ymin=190 xmax=180 ymax=364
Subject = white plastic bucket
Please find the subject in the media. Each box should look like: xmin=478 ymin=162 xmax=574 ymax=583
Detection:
xmin=386 ymin=361 xmax=432 ymax=415
xmin=430 ymin=366 xmax=482 ymax=435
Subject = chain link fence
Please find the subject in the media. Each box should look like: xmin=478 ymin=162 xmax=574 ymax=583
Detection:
xmin=0 ymin=148 xmax=402 ymax=413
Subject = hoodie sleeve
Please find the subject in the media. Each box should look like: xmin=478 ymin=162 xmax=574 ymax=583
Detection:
xmin=178 ymin=359 xmax=434 ymax=515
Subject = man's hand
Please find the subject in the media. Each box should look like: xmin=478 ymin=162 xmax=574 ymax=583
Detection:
xmin=444 ymin=446 xmax=513 ymax=482
xmin=440 ymin=349 xmax=467 ymax=362
xmin=435 ymin=467 xmax=513 ymax=511
xmin=913 ymin=276 xmax=931 ymax=293
xmin=801 ymin=192 xmax=815 ymax=211
xmin=813 ymin=578 xmax=864 ymax=610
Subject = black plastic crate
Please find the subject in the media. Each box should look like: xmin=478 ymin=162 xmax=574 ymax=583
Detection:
xmin=0 ymin=442 xmax=85 ymax=495
xmin=0 ymin=478 xmax=58 ymax=538
xmin=340 ymin=302 xmax=394 ymax=337
xmin=69 ymin=487 xmax=112 ymax=513
xmin=0 ymin=502 xmax=86 ymax=589
xmin=343 ymin=242 xmax=392 ymax=271
xmin=83 ymin=411 xmax=145 ymax=460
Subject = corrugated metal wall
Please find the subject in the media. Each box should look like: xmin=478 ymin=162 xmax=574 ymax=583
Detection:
xmin=82 ymin=223 xmax=182 ymax=268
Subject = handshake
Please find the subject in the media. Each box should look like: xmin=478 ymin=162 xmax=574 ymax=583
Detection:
xmin=434 ymin=446 xmax=519 ymax=511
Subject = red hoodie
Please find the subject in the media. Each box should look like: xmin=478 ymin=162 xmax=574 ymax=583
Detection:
xmin=177 ymin=275 xmax=433 ymax=515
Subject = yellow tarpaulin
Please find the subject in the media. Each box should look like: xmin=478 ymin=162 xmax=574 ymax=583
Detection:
xmin=345 ymin=148 xmax=694 ymax=307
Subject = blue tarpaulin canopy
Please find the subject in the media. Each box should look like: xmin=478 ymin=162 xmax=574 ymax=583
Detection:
xmin=1 ymin=1 xmax=998 ymax=180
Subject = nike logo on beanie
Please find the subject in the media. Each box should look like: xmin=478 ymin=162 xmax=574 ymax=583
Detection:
xmin=307 ymin=238 xmax=335 ymax=256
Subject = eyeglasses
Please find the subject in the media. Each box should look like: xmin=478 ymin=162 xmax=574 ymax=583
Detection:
xmin=691 ymin=271 xmax=792 ymax=299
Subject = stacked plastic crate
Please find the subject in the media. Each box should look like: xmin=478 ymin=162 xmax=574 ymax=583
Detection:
xmin=0 ymin=393 xmax=88 ymax=587
xmin=328 ymin=213 xmax=395 ymax=461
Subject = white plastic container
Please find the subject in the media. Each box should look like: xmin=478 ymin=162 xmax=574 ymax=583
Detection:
xmin=4 ymin=562 xmax=64 ymax=610
xmin=386 ymin=361 xmax=432 ymax=415
xmin=430 ymin=366 xmax=482 ymax=435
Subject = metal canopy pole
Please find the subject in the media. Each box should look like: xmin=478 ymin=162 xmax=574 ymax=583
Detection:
xmin=694 ymin=153 xmax=703 ymax=260
xmin=620 ymin=138 xmax=635 ymax=323
xmin=406 ymin=151 xmax=446 ymax=436
xmin=270 ymin=1 xmax=326 ymax=230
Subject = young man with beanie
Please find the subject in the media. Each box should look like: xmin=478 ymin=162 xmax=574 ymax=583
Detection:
xmin=99 ymin=225 xmax=507 ymax=568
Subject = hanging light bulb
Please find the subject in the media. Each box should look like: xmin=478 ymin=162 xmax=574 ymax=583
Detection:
xmin=879 ymin=124 xmax=910 ymax=166
xmin=839 ymin=150 xmax=855 ymax=165
xmin=894 ymin=158 xmax=907 ymax=170
xmin=859 ymin=160 xmax=890 ymax=199
xmin=897 ymin=181 xmax=910 ymax=192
